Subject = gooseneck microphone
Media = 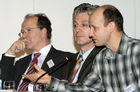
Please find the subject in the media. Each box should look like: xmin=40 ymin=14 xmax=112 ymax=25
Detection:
xmin=89 ymin=36 xmax=95 ymax=43
xmin=89 ymin=36 xmax=93 ymax=39
xmin=33 ymin=57 xmax=71 ymax=91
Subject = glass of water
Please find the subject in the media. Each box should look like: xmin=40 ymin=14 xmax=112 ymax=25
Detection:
xmin=34 ymin=84 xmax=47 ymax=92
xmin=3 ymin=81 xmax=15 ymax=91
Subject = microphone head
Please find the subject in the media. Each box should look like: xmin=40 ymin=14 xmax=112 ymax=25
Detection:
xmin=89 ymin=36 xmax=93 ymax=39
xmin=65 ymin=56 xmax=73 ymax=62
xmin=65 ymin=57 xmax=69 ymax=61
xmin=89 ymin=36 xmax=95 ymax=43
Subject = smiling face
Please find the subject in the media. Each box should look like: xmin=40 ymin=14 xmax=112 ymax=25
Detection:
xmin=89 ymin=8 xmax=111 ymax=46
xmin=73 ymin=12 xmax=93 ymax=48
xmin=21 ymin=16 xmax=47 ymax=51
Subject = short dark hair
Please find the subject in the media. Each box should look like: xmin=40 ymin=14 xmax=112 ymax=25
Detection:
xmin=73 ymin=3 xmax=99 ymax=21
xmin=102 ymin=5 xmax=124 ymax=32
xmin=25 ymin=13 xmax=52 ymax=39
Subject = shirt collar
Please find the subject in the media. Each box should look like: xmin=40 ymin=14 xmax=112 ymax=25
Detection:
xmin=104 ymin=33 xmax=129 ymax=59
xmin=116 ymin=33 xmax=129 ymax=55
xmin=32 ymin=44 xmax=52 ymax=58
xmin=78 ymin=46 xmax=95 ymax=61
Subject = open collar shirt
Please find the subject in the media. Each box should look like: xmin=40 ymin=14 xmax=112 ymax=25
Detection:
xmin=72 ymin=47 xmax=94 ymax=83
xmin=48 ymin=33 xmax=140 ymax=92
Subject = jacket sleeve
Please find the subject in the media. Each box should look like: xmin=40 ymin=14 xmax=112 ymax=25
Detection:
xmin=0 ymin=54 xmax=15 ymax=81
xmin=47 ymin=62 xmax=105 ymax=92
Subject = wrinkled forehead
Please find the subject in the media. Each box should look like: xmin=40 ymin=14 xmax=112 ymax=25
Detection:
xmin=22 ymin=17 xmax=38 ymax=28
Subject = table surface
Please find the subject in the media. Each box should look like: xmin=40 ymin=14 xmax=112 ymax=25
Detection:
xmin=0 ymin=90 xmax=14 ymax=92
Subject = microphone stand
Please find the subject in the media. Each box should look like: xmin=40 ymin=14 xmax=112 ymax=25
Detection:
xmin=33 ymin=57 xmax=71 ymax=91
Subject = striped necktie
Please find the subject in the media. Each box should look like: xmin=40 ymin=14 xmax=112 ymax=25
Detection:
xmin=18 ymin=53 xmax=41 ymax=91
xmin=69 ymin=54 xmax=83 ymax=83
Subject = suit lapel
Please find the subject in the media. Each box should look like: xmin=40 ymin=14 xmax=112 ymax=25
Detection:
xmin=41 ymin=46 xmax=56 ymax=73
xmin=66 ymin=53 xmax=78 ymax=79
xmin=20 ymin=55 xmax=32 ymax=74
xmin=16 ymin=55 xmax=32 ymax=87
xmin=78 ymin=46 xmax=104 ymax=81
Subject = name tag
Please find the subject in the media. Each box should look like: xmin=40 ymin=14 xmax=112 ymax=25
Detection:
xmin=47 ymin=59 xmax=55 ymax=68
xmin=124 ymin=85 xmax=135 ymax=92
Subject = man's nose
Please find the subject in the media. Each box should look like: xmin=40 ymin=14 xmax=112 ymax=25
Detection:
xmin=89 ymin=27 xmax=94 ymax=37
xmin=22 ymin=33 xmax=28 ymax=39
xmin=75 ymin=26 xmax=82 ymax=33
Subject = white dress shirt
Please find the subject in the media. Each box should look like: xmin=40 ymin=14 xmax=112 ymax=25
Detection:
xmin=16 ymin=44 xmax=52 ymax=91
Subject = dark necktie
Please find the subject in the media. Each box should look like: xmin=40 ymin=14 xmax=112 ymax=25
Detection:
xmin=18 ymin=53 xmax=41 ymax=91
xmin=69 ymin=54 xmax=83 ymax=83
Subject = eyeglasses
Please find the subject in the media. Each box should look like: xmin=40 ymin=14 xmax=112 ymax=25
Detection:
xmin=18 ymin=27 xmax=41 ymax=37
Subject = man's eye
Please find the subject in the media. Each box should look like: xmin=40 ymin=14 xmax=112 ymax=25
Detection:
xmin=73 ymin=24 xmax=77 ymax=28
xmin=82 ymin=24 xmax=89 ymax=27
xmin=21 ymin=31 xmax=24 ymax=34
xmin=90 ymin=25 xmax=96 ymax=30
xmin=27 ymin=28 xmax=32 ymax=31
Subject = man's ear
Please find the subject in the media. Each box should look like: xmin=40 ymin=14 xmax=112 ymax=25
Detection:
xmin=41 ymin=28 xmax=47 ymax=37
xmin=107 ymin=21 xmax=115 ymax=33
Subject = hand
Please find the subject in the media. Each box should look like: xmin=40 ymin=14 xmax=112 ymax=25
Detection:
xmin=22 ymin=64 xmax=51 ymax=84
xmin=6 ymin=38 xmax=26 ymax=55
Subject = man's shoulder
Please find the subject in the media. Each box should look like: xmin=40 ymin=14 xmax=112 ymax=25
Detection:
xmin=128 ymin=39 xmax=140 ymax=54
xmin=50 ymin=46 xmax=74 ymax=57
xmin=128 ymin=36 xmax=140 ymax=43
xmin=127 ymin=37 xmax=140 ymax=49
xmin=48 ymin=47 xmax=74 ymax=59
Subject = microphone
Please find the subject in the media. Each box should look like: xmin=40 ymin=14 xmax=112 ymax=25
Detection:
xmin=89 ymin=36 xmax=95 ymax=43
xmin=89 ymin=36 xmax=93 ymax=39
xmin=33 ymin=57 xmax=71 ymax=91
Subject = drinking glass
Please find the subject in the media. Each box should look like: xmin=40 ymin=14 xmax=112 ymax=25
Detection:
xmin=34 ymin=84 xmax=47 ymax=92
xmin=3 ymin=81 xmax=15 ymax=91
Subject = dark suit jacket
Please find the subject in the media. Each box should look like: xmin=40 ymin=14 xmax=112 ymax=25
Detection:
xmin=0 ymin=46 xmax=73 ymax=89
xmin=64 ymin=46 xmax=104 ymax=83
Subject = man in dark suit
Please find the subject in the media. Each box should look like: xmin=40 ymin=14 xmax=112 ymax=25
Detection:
xmin=0 ymin=13 xmax=73 ymax=91
xmin=64 ymin=3 xmax=104 ymax=83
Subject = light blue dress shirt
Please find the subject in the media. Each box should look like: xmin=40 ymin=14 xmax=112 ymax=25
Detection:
xmin=72 ymin=47 xmax=95 ymax=83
